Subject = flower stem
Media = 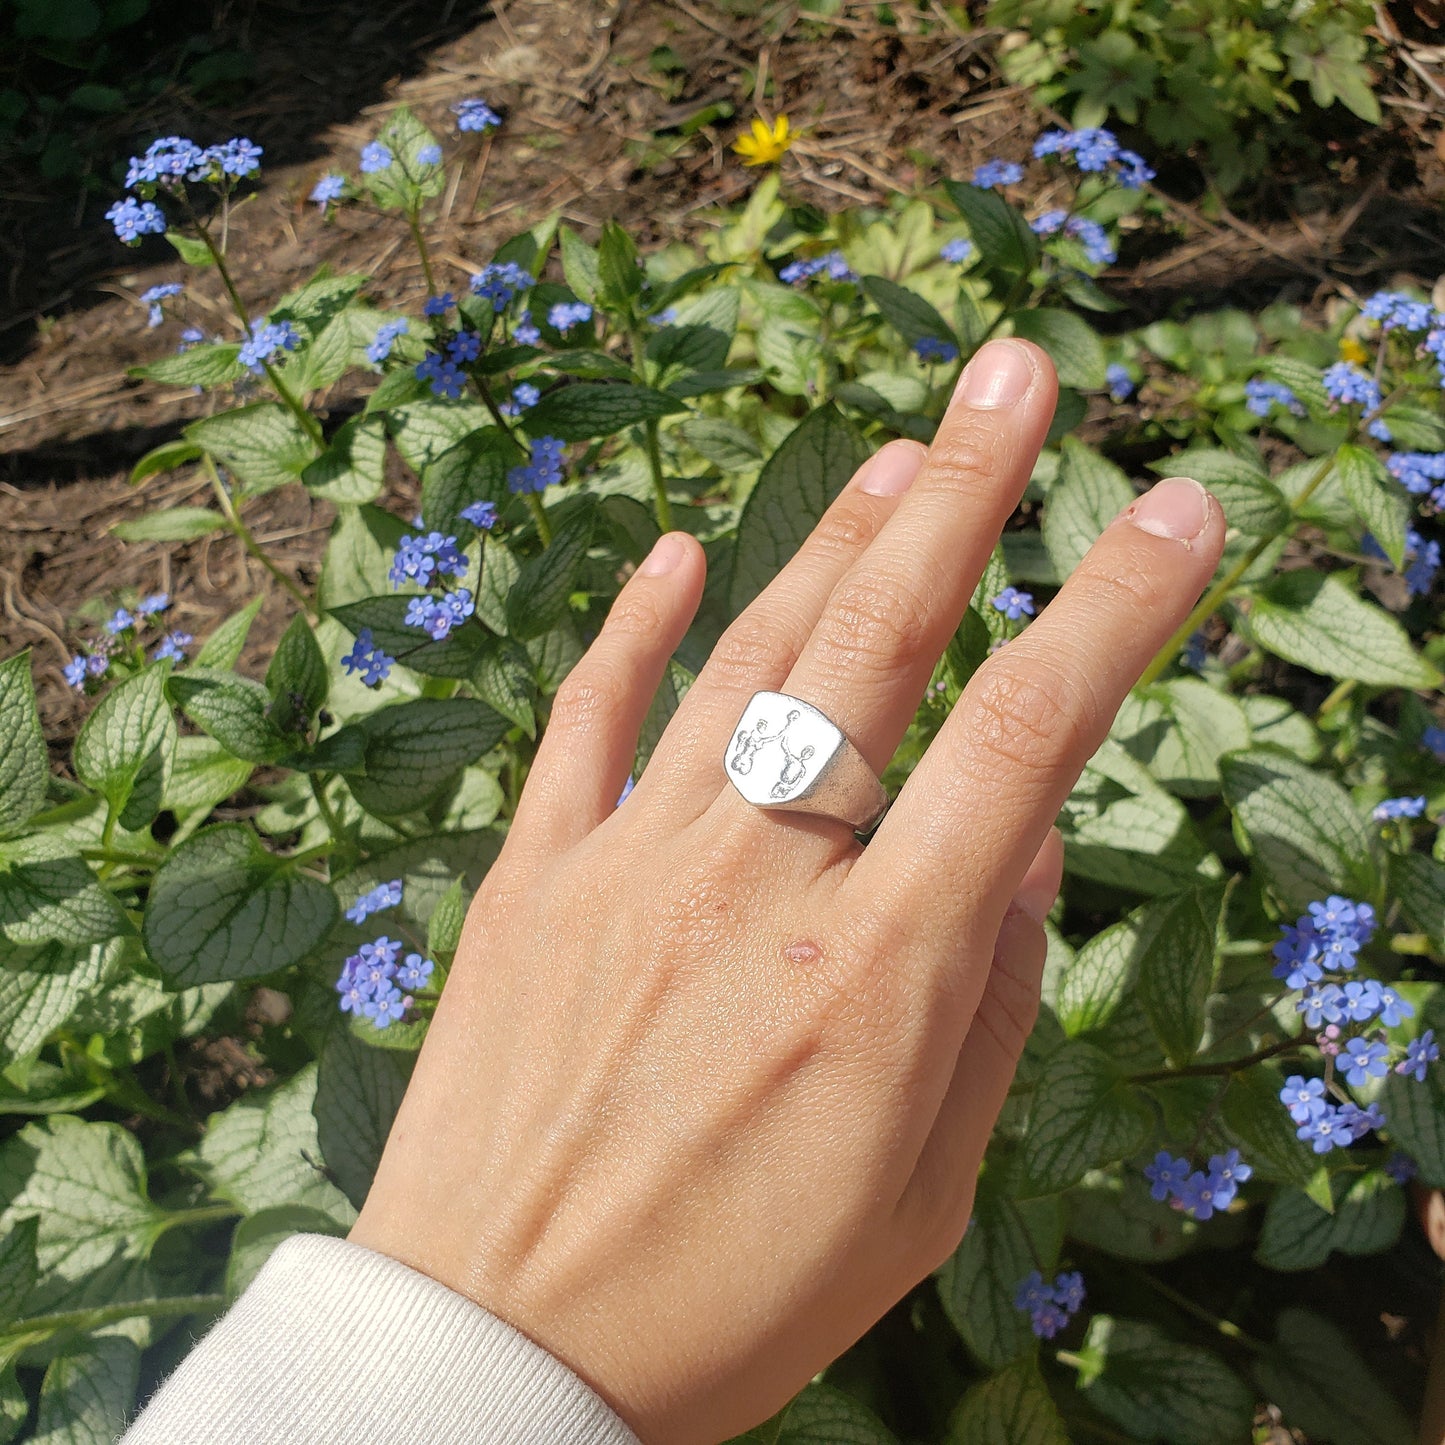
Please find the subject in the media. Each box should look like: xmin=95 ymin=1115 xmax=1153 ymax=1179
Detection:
xmin=525 ymin=492 xmax=554 ymax=546
xmin=407 ymin=203 xmax=438 ymax=295
xmin=644 ymin=420 xmax=672 ymax=533
xmin=1128 ymin=1265 xmax=1267 ymax=1354
xmin=1128 ymin=1031 xmax=1311 ymax=1084
xmin=309 ymin=774 xmax=348 ymax=848
xmin=1137 ymin=446 xmax=1342 ymax=687
xmin=193 ymin=221 xmax=325 ymax=447
xmin=204 ymin=456 xmax=316 ymax=618
xmin=1 ymin=1294 xmax=226 ymax=1349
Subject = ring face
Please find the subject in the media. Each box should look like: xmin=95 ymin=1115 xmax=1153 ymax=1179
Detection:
xmin=725 ymin=691 xmax=843 ymax=807
xmin=723 ymin=690 xmax=889 ymax=833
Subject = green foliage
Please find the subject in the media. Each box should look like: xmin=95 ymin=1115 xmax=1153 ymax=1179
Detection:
xmin=988 ymin=0 xmax=1382 ymax=191
xmin=5 ymin=98 xmax=1441 ymax=1443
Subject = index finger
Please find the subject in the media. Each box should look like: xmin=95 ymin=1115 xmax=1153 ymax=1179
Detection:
xmin=848 ymin=475 xmax=1225 ymax=937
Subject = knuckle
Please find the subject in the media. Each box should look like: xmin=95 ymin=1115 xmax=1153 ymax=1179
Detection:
xmin=961 ymin=654 xmax=1098 ymax=773
xmin=921 ymin=421 xmax=998 ymax=496
xmin=605 ymin=588 xmax=671 ymax=642
xmin=806 ymin=500 xmax=879 ymax=562
xmin=549 ymin=662 xmax=625 ymax=733
xmin=1071 ymin=558 xmax=1159 ymax=615
xmin=814 ymin=572 xmax=933 ymax=672
xmin=705 ymin=616 xmax=798 ymax=687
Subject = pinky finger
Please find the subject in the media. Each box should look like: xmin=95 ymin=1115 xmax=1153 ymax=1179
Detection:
xmin=506 ymin=532 xmax=705 ymax=859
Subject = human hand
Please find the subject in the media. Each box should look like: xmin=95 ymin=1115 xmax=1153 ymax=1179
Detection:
xmin=348 ymin=338 xmax=1226 ymax=1444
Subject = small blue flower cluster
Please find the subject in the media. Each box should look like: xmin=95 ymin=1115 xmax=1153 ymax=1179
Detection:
xmin=107 ymin=134 xmax=261 ymax=243
xmin=346 ymin=878 xmax=403 ymax=925
xmin=1013 ymin=1270 xmax=1085 ymax=1340
xmin=238 ymin=319 xmax=300 ymax=374
xmin=507 ymin=436 xmax=568 ymax=494
xmin=336 ymin=934 xmax=435 ymax=1029
xmin=972 ymin=159 xmax=1024 ymax=188
xmin=417 ymin=144 xmax=443 ymax=167
xmin=1105 ymin=363 xmax=1134 ymax=403
xmin=1386 ymin=451 xmax=1445 ymax=508
xmin=359 ymin=142 xmax=393 ymax=174
xmin=1385 ymin=1151 xmax=1418 ymax=1184
xmin=366 ymin=318 xmax=409 ymax=366
xmin=1373 ymin=795 xmax=1426 ymax=822
xmin=423 ymin=292 xmax=455 ymax=317
xmin=778 ymin=250 xmax=856 ymax=285
xmin=1361 ymin=290 xmax=1437 ymax=335
xmin=1279 ymin=1078 xmax=1385 ymax=1153
xmin=499 ymin=382 xmax=540 ymax=417
xmin=406 ymin=589 xmax=475 ymax=641
xmin=1028 ymin=211 xmax=1115 ymax=264
xmin=389 ymin=532 xmax=468 ymax=589
xmin=1143 ymin=1148 xmax=1251 ymax=1221
xmin=513 ymin=310 xmax=541 ymax=345
xmin=1243 ymin=378 xmax=1306 ymax=418
xmin=139 ymin=283 xmax=184 ymax=328
xmin=912 ymin=337 xmax=958 ymax=364
xmin=1363 ymin=528 xmax=1440 ymax=597
xmin=64 ymin=594 xmax=184 ymax=688
xmin=548 ymin=301 xmax=594 ymax=334
xmin=454 ymin=98 xmax=503 ymax=133
xmin=1271 ymin=895 xmax=1376 ymax=989
xmin=990 ymin=586 xmax=1035 ymax=620
xmin=1323 ymin=362 xmax=1388 ymax=440
xmin=340 ymin=628 xmax=396 ymax=687
xmin=105 ymin=197 xmax=167 ymax=244
xmin=311 ymin=174 xmax=346 ymax=208
xmin=470 ymin=261 xmax=533 ymax=311
xmin=939 ymin=238 xmax=974 ymax=265
xmin=459 ymin=500 xmax=499 ymax=530
xmin=1032 ymin=126 xmax=1154 ymax=188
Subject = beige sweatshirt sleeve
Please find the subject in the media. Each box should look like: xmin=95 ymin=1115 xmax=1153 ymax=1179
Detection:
xmin=120 ymin=1233 xmax=642 ymax=1445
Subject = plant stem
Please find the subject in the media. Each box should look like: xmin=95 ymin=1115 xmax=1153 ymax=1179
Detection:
xmin=407 ymin=204 xmax=438 ymax=294
xmin=525 ymin=492 xmax=554 ymax=546
xmin=81 ymin=846 xmax=161 ymax=868
xmin=1128 ymin=1031 xmax=1311 ymax=1085
xmin=1128 ymin=1266 xmax=1267 ymax=1354
xmin=150 ymin=1203 xmax=242 ymax=1242
xmin=1137 ymin=446 xmax=1342 ymax=687
xmin=193 ymin=221 xmax=325 ymax=447
xmin=1316 ymin=677 xmax=1357 ymax=719
xmin=204 ymin=456 xmax=316 ymax=617
xmin=309 ymin=774 xmax=347 ymax=847
xmin=644 ymin=420 xmax=672 ymax=533
xmin=288 ymin=840 xmax=336 ymax=870
xmin=1 ymin=1294 xmax=226 ymax=1348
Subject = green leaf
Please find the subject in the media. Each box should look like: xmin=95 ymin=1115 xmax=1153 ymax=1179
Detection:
xmin=386 ymin=396 xmax=491 ymax=474
xmin=0 ymin=1116 xmax=163 ymax=1321
xmin=937 ymin=1173 xmax=1062 ymax=1368
xmin=133 ymin=342 xmax=244 ymax=389
xmin=1040 ymin=437 xmax=1134 ymax=581
xmin=597 ymin=221 xmax=644 ymax=310
xmin=30 ymin=1335 xmax=140 ymax=1445
xmin=469 ymin=634 xmax=537 ymax=737
xmin=1258 ymin=356 xmax=1329 ymax=417
xmin=186 ymin=402 xmax=321 ymax=498
xmin=1381 ymin=1064 xmax=1445 ymax=1186
xmin=168 ymin=669 xmax=290 ymax=763
xmin=72 ymin=668 xmax=175 ymax=831
xmin=0 ymin=848 xmax=123 ymax=948
xmin=1009 ymin=308 xmax=1106 ymax=390
xmin=728 ymin=404 xmax=869 ymax=616
xmin=357 ymin=105 xmax=444 ymax=211
xmin=1219 ymin=1066 xmax=1320 ymax=1187
xmin=646 ymin=323 xmax=733 ymax=375
xmin=945 ymin=1359 xmax=1068 ymax=1445
xmin=941 ymin=181 xmax=1039 ymax=278
xmin=1077 ymin=1316 xmax=1253 ymax=1445
xmin=128 ymin=438 xmax=203 ymax=486
xmin=421 ymin=430 xmax=514 ymax=535
xmin=506 ymin=505 xmax=597 ymax=641
xmin=142 ymin=824 xmax=338 ymax=986
xmin=193 ymin=1063 xmax=354 ymax=1222
xmin=1018 ymin=1040 xmax=1151 ymax=1196
xmin=329 ymin=595 xmax=489 ymax=680
xmin=289 ymin=307 xmax=386 ymax=394
xmin=266 ymin=615 xmax=328 ymax=734
xmin=1257 ymin=1171 xmax=1404 ymax=1270
xmin=1220 ymin=749 xmax=1379 ymax=910
xmin=111 ymin=506 xmax=228 ymax=543
xmin=1252 ymin=1308 xmax=1412 ymax=1445
xmin=165 ymin=230 xmax=213 ymax=267
xmin=314 ymin=1029 xmax=415 ymax=1209
xmin=1336 ymin=442 xmax=1409 ymax=570
xmin=344 ymin=700 xmax=511 ymax=817
xmin=559 ymin=226 xmax=600 ymax=304
xmin=301 ymin=414 xmax=387 ymax=505
xmin=193 ymin=596 xmax=263 ymax=670
xmin=426 ymin=876 xmax=467 ymax=959
xmin=1148 ymin=449 xmax=1288 ymax=536
xmin=1067 ymin=1168 xmax=1196 ymax=1261
xmin=1391 ymin=850 xmax=1445 ymax=939
xmin=522 ymin=382 xmax=686 ymax=441
xmin=0 ymin=1217 xmax=36 ymax=1325
xmin=775 ymin=1383 xmax=899 ymax=1444
xmin=0 ymin=654 xmax=46 ymax=839
xmin=0 ymin=938 xmax=122 ymax=1069
xmin=861 ymin=275 xmax=957 ymax=349
xmin=225 ymin=1204 xmax=347 ymax=1302
xmin=1112 ymin=678 xmax=1252 ymax=799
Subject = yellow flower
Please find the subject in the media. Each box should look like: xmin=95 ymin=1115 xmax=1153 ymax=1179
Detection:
xmin=1338 ymin=335 xmax=1369 ymax=365
xmin=733 ymin=115 xmax=792 ymax=167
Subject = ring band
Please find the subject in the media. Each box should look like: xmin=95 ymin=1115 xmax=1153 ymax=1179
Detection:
xmin=723 ymin=690 xmax=889 ymax=834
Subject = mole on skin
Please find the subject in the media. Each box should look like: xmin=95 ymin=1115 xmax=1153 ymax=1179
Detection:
xmin=783 ymin=938 xmax=823 ymax=967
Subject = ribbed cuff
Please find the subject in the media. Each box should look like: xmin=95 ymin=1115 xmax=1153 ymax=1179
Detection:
xmin=121 ymin=1233 xmax=642 ymax=1445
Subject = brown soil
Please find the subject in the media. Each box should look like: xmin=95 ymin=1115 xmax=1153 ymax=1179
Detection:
xmin=3 ymin=0 xmax=1443 ymax=748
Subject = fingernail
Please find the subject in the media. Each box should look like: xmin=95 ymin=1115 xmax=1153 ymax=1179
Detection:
xmin=953 ymin=339 xmax=1035 ymax=409
xmin=1125 ymin=476 xmax=1210 ymax=542
xmin=639 ymin=532 xmax=687 ymax=576
xmin=856 ymin=440 xmax=925 ymax=496
xmin=1015 ymin=826 xmax=1063 ymax=924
